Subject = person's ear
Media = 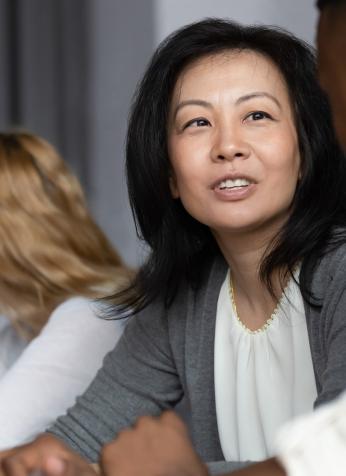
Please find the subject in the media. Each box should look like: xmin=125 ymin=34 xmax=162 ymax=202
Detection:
xmin=169 ymin=172 xmax=180 ymax=199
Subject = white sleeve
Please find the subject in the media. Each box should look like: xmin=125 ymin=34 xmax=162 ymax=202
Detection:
xmin=0 ymin=297 xmax=126 ymax=449
xmin=275 ymin=391 xmax=346 ymax=476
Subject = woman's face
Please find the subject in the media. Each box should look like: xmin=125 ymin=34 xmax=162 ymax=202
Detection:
xmin=167 ymin=51 xmax=301 ymax=240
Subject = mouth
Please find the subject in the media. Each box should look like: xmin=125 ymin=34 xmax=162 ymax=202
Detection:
xmin=211 ymin=174 xmax=257 ymax=201
xmin=217 ymin=177 xmax=252 ymax=191
xmin=212 ymin=174 xmax=255 ymax=191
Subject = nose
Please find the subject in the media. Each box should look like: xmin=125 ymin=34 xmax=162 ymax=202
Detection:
xmin=210 ymin=126 xmax=250 ymax=163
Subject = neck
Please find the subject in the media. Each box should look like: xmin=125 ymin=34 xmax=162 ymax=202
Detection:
xmin=213 ymin=226 xmax=286 ymax=330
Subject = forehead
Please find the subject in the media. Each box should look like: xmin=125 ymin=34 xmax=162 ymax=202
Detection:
xmin=170 ymin=50 xmax=291 ymax=106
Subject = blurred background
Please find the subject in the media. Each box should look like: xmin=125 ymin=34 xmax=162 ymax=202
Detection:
xmin=0 ymin=0 xmax=317 ymax=267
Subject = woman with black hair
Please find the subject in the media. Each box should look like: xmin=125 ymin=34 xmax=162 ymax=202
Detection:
xmin=1 ymin=18 xmax=346 ymax=476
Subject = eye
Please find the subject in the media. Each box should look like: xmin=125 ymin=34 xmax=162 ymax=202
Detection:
xmin=246 ymin=111 xmax=273 ymax=121
xmin=183 ymin=118 xmax=211 ymax=129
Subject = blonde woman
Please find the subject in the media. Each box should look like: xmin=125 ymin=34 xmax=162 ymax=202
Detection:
xmin=0 ymin=131 xmax=130 ymax=449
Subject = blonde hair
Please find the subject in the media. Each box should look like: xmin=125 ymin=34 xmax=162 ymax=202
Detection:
xmin=0 ymin=131 xmax=130 ymax=338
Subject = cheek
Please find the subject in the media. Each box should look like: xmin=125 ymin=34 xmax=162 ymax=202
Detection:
xmin=264 ymin=139 xmax=301 ymax=189
xmin=169 ymin=141 xmax=205 ymax=188
xmin=279 ymin=155 xmax=301 ymax=200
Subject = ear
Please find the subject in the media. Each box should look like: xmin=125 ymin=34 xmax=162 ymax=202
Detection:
xmin=169 ymin=173 xmax=180 ymax=199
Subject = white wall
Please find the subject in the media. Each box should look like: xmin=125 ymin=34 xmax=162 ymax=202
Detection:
xmin=154 ymin=0 xmax=318 ymax=46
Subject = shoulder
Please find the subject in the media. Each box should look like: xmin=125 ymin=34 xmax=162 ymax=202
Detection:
xmin=163 ymin=252 xmax=227 ymax=319
xmin=52 ymin=296 xmax=94 ymax=311
xmin=48 ymin=297 xmax=97 ymax=322
xmin=125 ymin=253 xmax=228 ymax=334
xmin=307 ymin=236 xmax=346 ymax=301
xmin=45 ymin=296 xmax=127 ymax=336
xmin=176 ymin=253 xmax=228 ymax=305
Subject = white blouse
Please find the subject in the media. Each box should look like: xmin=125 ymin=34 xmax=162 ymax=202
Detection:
xmin=214 ymin=270 xmax=317 ymax=462
xmin=0 ymin=297 xmax=126 ymax=449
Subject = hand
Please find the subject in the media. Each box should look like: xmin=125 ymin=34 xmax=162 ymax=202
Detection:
xmin=100 ymin=411 xmax=209 ymax=476
xmin=0 ymin=433 xmax=97 ymax=476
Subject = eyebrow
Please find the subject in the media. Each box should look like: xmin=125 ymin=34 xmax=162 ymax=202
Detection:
xmin=172 ymin=92 xmax=282 ymax=120
xmin=235 ymin=92 xmax=282 ymax=109
xmin=172 ymin=100 xmax=213 ymax=119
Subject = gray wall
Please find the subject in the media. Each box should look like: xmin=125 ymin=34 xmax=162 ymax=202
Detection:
xmin=18 ymin=0 xmax=90 ymax=185
xmin=86 ymin=0 xmax=154 ymax=266
xmin=0 ymin=0 xmax=154 ymax=267
xmin=0 ymin=0 xmax=10 ymax=127
xmin=154 ymin=0 xmax=318 ymax=45
xmin=0 ymin=0 xmax=91 ymax=185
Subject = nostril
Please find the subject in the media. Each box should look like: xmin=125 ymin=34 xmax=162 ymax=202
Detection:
xmin=215 ymin=150 xmax=247 ymax=161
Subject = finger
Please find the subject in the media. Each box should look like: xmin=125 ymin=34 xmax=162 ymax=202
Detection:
xmin=42 ymin=457 xmax=97 ymax=476
xmin=1 ymin=456 xmax=32 ymax=476
xmin=132 ymin=415 xmax=156 ymax=430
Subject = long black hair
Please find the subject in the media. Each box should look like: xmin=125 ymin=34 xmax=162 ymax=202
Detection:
xmin=112 ymin=18 xmax=346 ymax=314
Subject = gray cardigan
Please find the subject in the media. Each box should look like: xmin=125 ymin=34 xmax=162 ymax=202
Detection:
xmin=50 ymin=244 xmax=346 ymax=473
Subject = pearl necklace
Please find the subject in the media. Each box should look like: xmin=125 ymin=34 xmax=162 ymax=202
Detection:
xmin=228 ymin=272 xmax=281 ymax=335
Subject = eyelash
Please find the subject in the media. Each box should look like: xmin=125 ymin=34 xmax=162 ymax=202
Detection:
xmin=183 ymin=118 xmax=210 ymax=130
xmin=182 ymin=110 xmax=273 ymax=130
xmin=245 ymin=111 xmax=273 ymax=121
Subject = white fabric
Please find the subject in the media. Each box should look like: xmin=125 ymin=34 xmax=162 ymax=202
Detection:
xmin=0 ymin=297 xmax=126 ymax=449
xmin=214 ymin=270 xmax=317 ymax=462
xmin=0 ymin=316 xmax=27 ymax=378
xmin=276 ymin=391 xmax=346 ymax=476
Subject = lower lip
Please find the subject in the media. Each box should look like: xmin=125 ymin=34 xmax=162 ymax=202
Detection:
xmin=213 ymin=183 xmax=256 ymax=201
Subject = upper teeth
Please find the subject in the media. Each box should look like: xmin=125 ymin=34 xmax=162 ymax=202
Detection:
xmin=219 ymin=178 xmax=251 ymax=189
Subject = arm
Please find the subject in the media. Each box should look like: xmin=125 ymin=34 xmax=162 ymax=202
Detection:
xmin=48 ymin=300 xmax=184 ymax=461
xmin=0 ymin=434 xmax=97 ymax=476
xmin=311 ymin=248 xmax=346 ymax=407
xmin=99 ymin=412 xmax=284 ymax=476
xmin=0 ymin=297 xmax=126 ymax=449
xmin=47 ymin=270 xmax=253 ymax=470
xmin=0 ymin=414 xmax=283 ymax=476
xmin=100 ymin=412 xmax=209 ymax=476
